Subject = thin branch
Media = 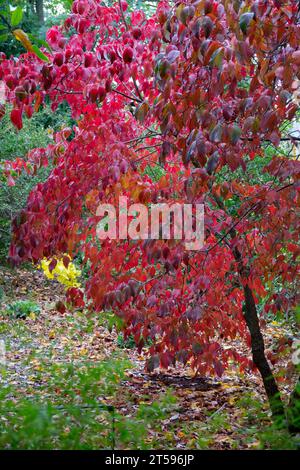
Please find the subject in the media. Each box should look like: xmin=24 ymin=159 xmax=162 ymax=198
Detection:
xmin=53 ymin=87 xmax=81 ymax=95
xmin=207 ymin=182 xmax=296 ymax=253
xmin=118 ymin=0 xmax=129 ymax=31
xmin=122 ymin=133 xmax=160 ymax=145
xmin=134 ymin=144 xmax=162 ymax=152
xmin=112 ymin=88 xmax=142 ymax=103
xmin=132 ymin=77 xmax=144 ymax=102
xmin=241 ymin=136 xmax=300 ymax=143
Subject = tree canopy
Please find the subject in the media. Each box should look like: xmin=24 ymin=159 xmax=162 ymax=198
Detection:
xmin=0 ymin=0 xmax=299 ymax=429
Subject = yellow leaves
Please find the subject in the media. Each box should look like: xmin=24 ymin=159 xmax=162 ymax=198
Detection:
xmin=28 ymin=312 xmax=36 ymax=321
xmin=48 ymin=330 xmax=56 ymax=339
xmin=136 ymin=355 xmax=145 ymax=362
xmin=79 ymin=348 xmax=88 ymax=356
xmin=12 ymin=28 xmax=49 ymax=61
xmin=120 ymin=174 xmax=130 ymax=190
xmin=129 ymin=182 xmax=145 ymax=202
xmin=12 ymin=29 xmax=34 ymax=53
xmin=228 ymin=395 xmax=238 ymax=406
xmin=39 ymin=255 xmax=81 ymax=289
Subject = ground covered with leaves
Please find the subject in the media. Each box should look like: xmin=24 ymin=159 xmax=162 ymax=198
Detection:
xmin=0 ymin=267 xmax=298 ymax=450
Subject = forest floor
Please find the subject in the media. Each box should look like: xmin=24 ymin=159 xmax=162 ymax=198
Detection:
xmin=0 ymin=267 xmax=298 ymax=450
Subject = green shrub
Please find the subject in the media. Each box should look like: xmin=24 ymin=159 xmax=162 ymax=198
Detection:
xmin=0 ymin=104 xmax=73 ymax=264
xmin=117 ymin=333 xmax=137 ymax=349
xmin=117 ymin=333 xmax=153 ymax=349
xmin=235 ymin=392 xmax=300 ymax=450
xmin=0 ymin=356 xmax=177 ymax=449
xmin=3 ymin=300 xmax=40 ymax=319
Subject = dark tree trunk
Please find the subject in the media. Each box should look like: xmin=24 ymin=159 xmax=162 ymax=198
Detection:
xmin=209 ymin=184 xmax=287 ymax=426
xmin=231 ymin=245 xmax=286 ymax=423
xmin=36 ymin=0 xmax=44 ymax=25
xmin=243 ymin=284 xmax=286 ymax=423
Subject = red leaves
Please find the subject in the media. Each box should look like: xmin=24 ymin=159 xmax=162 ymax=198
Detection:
xmin=15 ymin=86 xmax=27 ymax=102
xmin=291 ymin=51 xmax=300 ymax=65
xmin=7 ymin=175 xmax=16 ymax=187
xmin=178 ymin=5 xmax=195 ymax=26
xmin=120 ymin=1 xmax=128 ymax=12
xmin=132 ymin=27 xmax=142 ymax=40
xmin=123 ymin=47 xmax=133 ymax=63
xmin=63 ymin=255 xmax=71 ymax=268
xmin=48 ymin=259 xmax=58 ymax=273
xmin=87 ymin=85 xmax=106 ymax=103
xmin=103 ymin=279 xmax=141 ymax=309
xmin=203 ymin=41 xmax=222 ymax=65
xmin=66 ymin=287 xmax=85 ymax=308
xmin=1 ymin=0 xmax=299 ymax=379
xmin=214 ymin=360 xmax=224 ymax=377
xmin=10 ymin=108 xmax=23 ymax=130
xmin=55 ymin=301 xmax=66 ymax=314
xmin=72 ymin=1 xmax=86 ymax=15
xmin=53 ymin=53 xmax=64 ymax=67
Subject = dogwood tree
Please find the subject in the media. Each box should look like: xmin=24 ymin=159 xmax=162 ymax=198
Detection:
xmin=0 ymin=0 xmax=299 ymax=429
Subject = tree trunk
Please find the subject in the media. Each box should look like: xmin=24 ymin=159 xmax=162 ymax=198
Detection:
xmin=209 ymin=185 xmax=286 ymax=425
xmin=35 ymin=0 xmax=44 ymax=25
xmin=243 ymin=283 xmax=286 ymax=424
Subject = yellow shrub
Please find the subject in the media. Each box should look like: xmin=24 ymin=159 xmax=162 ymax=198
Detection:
xmin=39 ymin=256 xmax=81 ymax=289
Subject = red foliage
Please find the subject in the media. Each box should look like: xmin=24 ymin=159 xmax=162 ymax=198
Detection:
xmin=66 ymin=287 xmax=85 ymax=309
xmin=1 ymin=1 xmax=299 ymax=375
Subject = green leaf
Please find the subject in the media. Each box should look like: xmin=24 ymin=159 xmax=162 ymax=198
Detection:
xmin=28 ymin=34 xmax=52 ymax=52
xmin=11 ymin=6 xmax=23 ymax=27
xmin=64 ymin=0 xmax=74 ymax=10
xmin=0 ymin=33 xmax=8 ymax=42
xmin=0 ymin=9 xmax=9 ymax=17
xmin=239 ymin=12 xmax=254 ymax=34
xmin=31 ymin=44 xmax=49 ymax=62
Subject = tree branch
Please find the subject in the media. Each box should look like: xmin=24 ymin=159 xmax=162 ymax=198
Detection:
xmin=118 ymin=0 xmax=129 ymax=31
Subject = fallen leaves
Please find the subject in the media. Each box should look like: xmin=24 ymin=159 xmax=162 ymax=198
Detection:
xmin=0 ymin=267 xmax=298 ymax=449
